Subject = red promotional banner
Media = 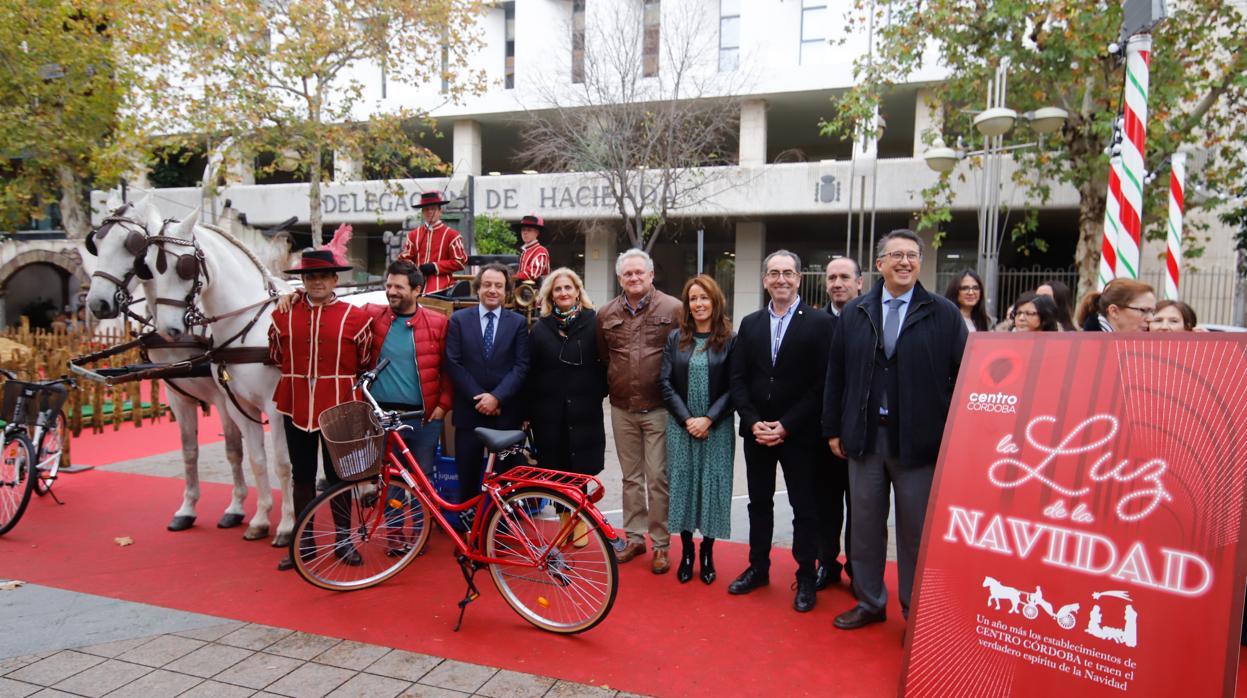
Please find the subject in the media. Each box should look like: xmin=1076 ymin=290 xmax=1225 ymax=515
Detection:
xmin=902 ymin=334 xmax=1247 ymax=697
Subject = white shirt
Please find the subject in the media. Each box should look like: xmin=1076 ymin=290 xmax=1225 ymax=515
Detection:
xmin=882 ymin=286 xmax=915 ymax=339
xmin=767 ymin=295 xmax=801 ymax=364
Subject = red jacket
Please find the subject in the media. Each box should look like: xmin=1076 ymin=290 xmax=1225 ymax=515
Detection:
xmin=515 ymin=241 xmax=550 ymax=281
xmin=398 ymin=221 xmax=467 ymax=294
xmin=365 ymin=303 xmax=453 ymax=418
xmin=268 ymin=295 xmax=374 ymax=431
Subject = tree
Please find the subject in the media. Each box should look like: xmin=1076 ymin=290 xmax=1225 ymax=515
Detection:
xmin=518 ymin=1 xmax=744 ymax=253
xmin=822 ymin=0 xmax=1247 ymax=294
xmin=0 ymin=0 xmax=132 ymax=238
xmin=124 ymin=0 xmax=487 ymax=243
xmin=472 ymin=215 xmax=516 ymax=255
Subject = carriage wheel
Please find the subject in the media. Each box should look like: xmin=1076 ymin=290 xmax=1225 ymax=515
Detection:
xmin=1022 ymin=604 xmax=1038 ymax=620
xmin=1058 ymin=614 xmax=1076 ymax=630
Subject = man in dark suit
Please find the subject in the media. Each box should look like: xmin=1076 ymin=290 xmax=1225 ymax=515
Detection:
xmin=816 ymin=256 xmax=863 ymax=592
xmin=823 ymin=229 xmax=966 ymax=632
xmin=728 ymin=249 xmax=833 ymax=613
xmin=444 ymin=263 xmax=530 ymax=501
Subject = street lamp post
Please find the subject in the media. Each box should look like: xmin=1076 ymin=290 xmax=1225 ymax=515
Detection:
xmin=922 ymin=58 xmax=1067 ymax=318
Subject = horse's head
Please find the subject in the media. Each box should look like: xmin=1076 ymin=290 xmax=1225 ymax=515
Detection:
xmin=144 ymin=209 xmax=207 ymax=338
xmin=85 ymin=194 xmax=163 ymax=319
xmin=982 ymin=576 xmax=996 ymax=588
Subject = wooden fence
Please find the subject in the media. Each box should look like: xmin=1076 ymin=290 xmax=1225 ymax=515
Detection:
xmin=0 ymin=320 xmax=172 ymax=466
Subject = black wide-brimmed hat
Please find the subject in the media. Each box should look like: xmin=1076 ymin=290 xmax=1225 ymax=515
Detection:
xmin=285 ymin=248 xmax=352 ymax=275
xmin=415 ymin=191 xmax=449 ymax=208
xmin=511 ymin=214 xmax=545 ymax=232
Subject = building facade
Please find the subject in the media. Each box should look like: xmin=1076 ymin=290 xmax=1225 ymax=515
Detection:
xmin=86 ymin=0 xmax=1243 ymax=325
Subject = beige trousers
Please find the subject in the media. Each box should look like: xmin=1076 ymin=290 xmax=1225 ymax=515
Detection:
xmin=610 ymin=405 xmax=671 ymax=549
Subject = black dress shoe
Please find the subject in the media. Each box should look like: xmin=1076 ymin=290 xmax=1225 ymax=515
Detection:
xmin=276 ymin=556 xmax=295 ymax=571
xmin=814 ymin=564 xmax=842 ymax=591
xmin=334 ymin=542 xmax=363 ymax=566
xmin=676 ymin=551 xmax=694 ymax=583
xmin=727 ymin=567 xmax=769 ymax=595
xmin=833 ymin=605 xmax=887 ymax=630
xmin=793 ymin=579 xmax=816 ymax=612
xmin=699 ymin=544 xmax=716 ymax=585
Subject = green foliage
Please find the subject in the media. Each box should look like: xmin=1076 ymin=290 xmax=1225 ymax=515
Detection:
xmin=823 ymin=0 xmax=1247 ymax=292
xmin=473 ymin=215 xmax=516 ymax=255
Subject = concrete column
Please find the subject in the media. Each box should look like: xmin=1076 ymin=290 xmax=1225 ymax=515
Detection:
xmin=453 ymin=119 xmax=483 ymax=177
xmin=584 ymin=223 xmax=617 ymax=306
xmin=910 ymin=214 xmax=938 ymax=291
xmin=334 ymin=149 xmax=363 ymax=181
xmin=913 ymin=87 xmax=941 ymax=158
xmin=732 ymin=221 xmax=766 ymax=328
xmin=739 ymin=99 xmax=768 ymax=167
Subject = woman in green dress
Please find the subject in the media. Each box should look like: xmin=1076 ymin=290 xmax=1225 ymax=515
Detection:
xmin=659 ymin=275 xmax=736 ymax=584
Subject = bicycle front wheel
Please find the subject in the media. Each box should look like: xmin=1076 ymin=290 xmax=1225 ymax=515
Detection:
xmin=292 ymin=478 xmax=430 ymax=591
xmin=34 ymin=409 xmax=67 ymax=496
xmin=0 ymin=432 xmax=36 ymax=535
xmin=485 ymin=487 xmax=618 ymax=634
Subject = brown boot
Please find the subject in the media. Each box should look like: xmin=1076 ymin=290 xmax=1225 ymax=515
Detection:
xmin=617 ymin=540 xmax=646 ymax=563
xmin=652 ymin=548 xmax=670 ymax=574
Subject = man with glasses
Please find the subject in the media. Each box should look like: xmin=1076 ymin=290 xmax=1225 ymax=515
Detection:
xmin=823 ymin=229 xmax=966 ymax=634
xmin=728 ymin=250 xmax=833 ymax=613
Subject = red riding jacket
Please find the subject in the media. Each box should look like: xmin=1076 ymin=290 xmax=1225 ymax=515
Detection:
xmin=398 ymin=221 xmax=467 ymax=294
xmin=515 ymin=241 xmax=550 ymax=281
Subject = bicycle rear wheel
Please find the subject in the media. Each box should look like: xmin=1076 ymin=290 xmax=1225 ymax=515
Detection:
xmin=0 ymin=432 xmax=36 ymax=535
xmin=34 ymin=410 xmax=67 ymax=496
xmin=292 ymin=477 xmax=430 ymax=591
xmin=485 ymin=486 xmax=618 ymax=634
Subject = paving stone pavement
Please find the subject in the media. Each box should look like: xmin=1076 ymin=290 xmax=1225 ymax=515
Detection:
xmin=0 ymin=602 xmax=644 ymax=698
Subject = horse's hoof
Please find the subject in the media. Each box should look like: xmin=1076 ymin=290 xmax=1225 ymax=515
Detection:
xmin=217 ymin=513 xmax=245 ymax=529
xmin=271 ymin=532 xmax=292 ymax=548
xmin=242 ymin=525 xmax=269 ymax=541
xmin=167 ymin=515 xmax=196 ymax=532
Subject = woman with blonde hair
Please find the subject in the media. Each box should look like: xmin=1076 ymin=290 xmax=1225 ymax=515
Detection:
xmin=658 ymin=275 xmax=736 ymax=584
xmin=523 ymin=268 xmax=607 ymax=546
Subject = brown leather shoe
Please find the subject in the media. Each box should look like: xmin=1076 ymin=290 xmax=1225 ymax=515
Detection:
xmin=616 ymin=540 xmax=646 ymax=563
xmin=652 ymin=548 xmax=670 ymax=574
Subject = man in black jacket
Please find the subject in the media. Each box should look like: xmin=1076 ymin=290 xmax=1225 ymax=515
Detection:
xmin=816 ymin=256 xmax=863 ymax=592
xmin=823 ymin=230 xmax=966 ymax=631
xmin=729 ymin=250 xmax=833 ymax=613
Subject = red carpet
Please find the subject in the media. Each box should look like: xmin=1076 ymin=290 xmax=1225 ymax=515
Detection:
xmin=69 ymin=399 xmax=226 ymax=467
xmin=3 ymin=470 xmax=913 ymax=697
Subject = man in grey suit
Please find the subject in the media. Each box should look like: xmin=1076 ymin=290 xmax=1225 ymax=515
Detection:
xmin=823 ymin=230 xmax=966 ymax=632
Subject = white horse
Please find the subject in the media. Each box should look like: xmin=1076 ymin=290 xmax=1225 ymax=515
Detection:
xmin=982 ymin=576 xmax=1023 ymax=613
xmin=141 ymin=208 xmax=297 ymax=547
xmin=84 ymin=195 xmax=265 ymax=536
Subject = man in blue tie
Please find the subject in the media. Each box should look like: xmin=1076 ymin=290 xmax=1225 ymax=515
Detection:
xmin=823 ymin=229 xmax=967 ymax=634
xmin=444 ymin=263 xmax=530 ymax=502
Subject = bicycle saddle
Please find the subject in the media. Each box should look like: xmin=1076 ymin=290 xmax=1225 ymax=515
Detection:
xmin=474 ymin=428 xmax=526 ymax=452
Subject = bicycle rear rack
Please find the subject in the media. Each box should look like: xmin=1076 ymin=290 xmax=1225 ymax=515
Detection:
xmin=496 ymin=466 xmax=605 ymax=504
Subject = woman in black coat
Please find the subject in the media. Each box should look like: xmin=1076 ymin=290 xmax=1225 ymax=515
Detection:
xmin=525 ymin=266 xmax=607 ymax=475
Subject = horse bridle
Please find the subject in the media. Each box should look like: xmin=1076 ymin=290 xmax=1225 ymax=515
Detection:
xmin=85 ymin=212 xmax=160 ymax=325
xmin=142 ymin=232 xmax=212 ymax=330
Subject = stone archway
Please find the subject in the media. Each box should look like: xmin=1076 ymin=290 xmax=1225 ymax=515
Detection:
xmin=0 ymin=245 xmax=90 ymax=328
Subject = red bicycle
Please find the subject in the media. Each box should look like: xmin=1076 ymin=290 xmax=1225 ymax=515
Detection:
xmin=290 ymin=359 xmax=619 ymax=634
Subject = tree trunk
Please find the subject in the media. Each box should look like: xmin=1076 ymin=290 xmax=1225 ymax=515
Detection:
xmin=309 ymin=144 xmax=323 ymax=246
xmin=57 ymin=164 xmax=89 ymax=239
xmin=1073 ymin=181 xmax=1107 ymax=298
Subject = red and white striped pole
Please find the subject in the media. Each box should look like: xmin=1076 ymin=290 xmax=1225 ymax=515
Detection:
xmin=1099 ymin=154 xmax=1124 ymax=291
xmin=1164 ymin=152 xmax=1186 ymax=300
xmin=1114 ymin=33 xmax=1152 ymax=280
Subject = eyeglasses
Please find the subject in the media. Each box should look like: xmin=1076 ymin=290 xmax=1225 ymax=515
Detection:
xmin=764 ymin=270 xmax=799 ymax=280
xmin=959 ymin=285 xmax=981 ymax=293
xmin=558 ymin=339 xmax=583 ymax=366
xmin=1014 ymin=310 xmax=1039 ymax=318
xmin=1124 ymin=305 xmax=1156 ymax=317
xmin=878 ymin=251 xmax=921 ymax=262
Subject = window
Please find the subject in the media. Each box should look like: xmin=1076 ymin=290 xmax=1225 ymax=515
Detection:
xmin=504 ymin=2 xmax=515 ymax=89
xmin=642 ymin=0 xmax=660 ymax=77
xmin=571 ymin=0 xmax=585 ymax=83
xmin=800 ymin=0 xmax=828 ymax=65
xmin=719 ymin=0 xmax=740 ymax=72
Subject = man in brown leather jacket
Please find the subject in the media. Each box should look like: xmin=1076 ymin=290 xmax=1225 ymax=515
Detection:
xmin=596 ymin=248 xmax=683 ymax=573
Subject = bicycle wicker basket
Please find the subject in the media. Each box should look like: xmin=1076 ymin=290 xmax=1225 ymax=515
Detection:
xmin=1 ymin=381 xmax=68 ymax=427
xmin=319 ymin=401 xmax=385 ymax=481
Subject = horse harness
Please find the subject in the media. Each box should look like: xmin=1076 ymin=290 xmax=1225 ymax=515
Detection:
xmin=83 ymin=212 xmax=278 ymax=424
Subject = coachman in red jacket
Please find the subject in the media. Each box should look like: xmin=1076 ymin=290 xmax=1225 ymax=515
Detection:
xmin=398 ymin=191 xmax=467 ymax=295
xmin=268 ymin=248 xmax=374 ymax=571
xmin=513 ymin=214 xmax=550 ymax=282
